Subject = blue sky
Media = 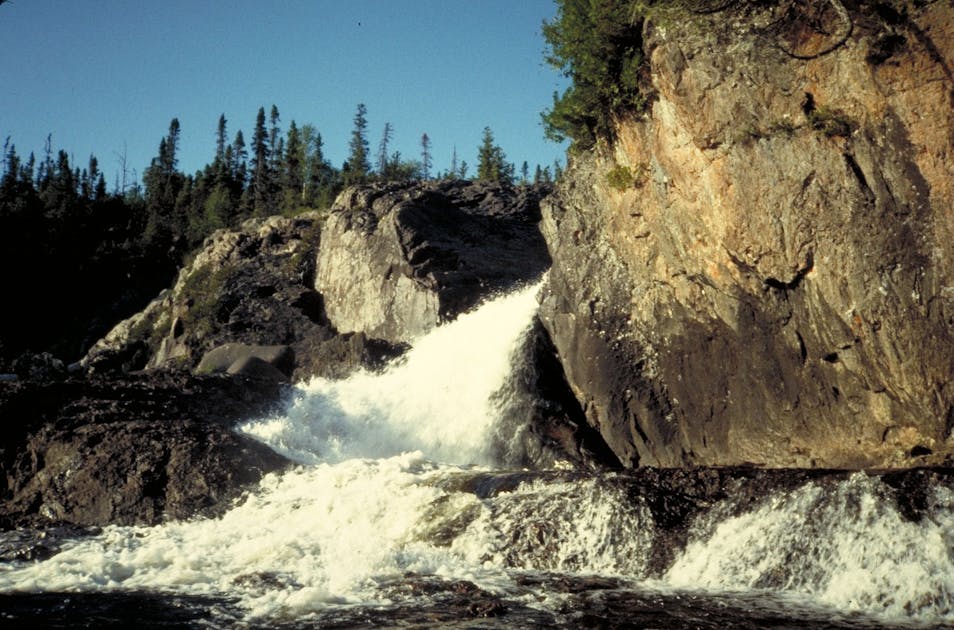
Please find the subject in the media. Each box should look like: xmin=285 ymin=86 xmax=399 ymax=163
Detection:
xmin=0 ymin=1 xmax=568 ymax=186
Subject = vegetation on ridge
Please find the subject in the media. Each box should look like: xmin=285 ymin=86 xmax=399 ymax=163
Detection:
xmin=542 ymin=0 xmax=649 ymax=150
xmin=0 ymin=102 xmax=563 ymax=366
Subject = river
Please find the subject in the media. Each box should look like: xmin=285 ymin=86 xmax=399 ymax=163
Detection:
xmin=1 ymin=283 xmax=952 ymax=628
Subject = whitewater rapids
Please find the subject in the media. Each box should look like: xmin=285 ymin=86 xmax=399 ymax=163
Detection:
xmin=1 ymin=282 xmax=953 ymax=627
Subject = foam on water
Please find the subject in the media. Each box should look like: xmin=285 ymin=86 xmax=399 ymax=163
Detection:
xmin=241 ymin=282 xmax=544 ymax=466
xmin=0 ymin=455 xmax=651 ymax=619
xmin=0 ymin=281 xmax=649 ymax=618
xmin=665 ymin=473 xmax=954 ymax=622
xmin=2 ymin=280 xmax=954 ymax=626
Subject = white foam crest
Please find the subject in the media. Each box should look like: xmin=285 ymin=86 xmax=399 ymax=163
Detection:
xmin=451 ymin=477 xmax=654 ymax=577
xmin=665 ymin=474 xmax=954 ymax=622
xmin=0 ymin=454 xmax=467 ymax=618
xmin=241 ymin=282 xmax=543 ymax=466
xmin=0 ymin=463 xmax=655 ymax=620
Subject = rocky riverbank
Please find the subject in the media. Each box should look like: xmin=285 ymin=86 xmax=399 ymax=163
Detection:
xmin=0 ymin=370 xmax=290 ymax=528
xmin=0 ymin=180 xmax=557 ymax=528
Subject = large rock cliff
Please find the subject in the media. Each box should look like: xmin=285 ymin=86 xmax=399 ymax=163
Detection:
xmin=540 ymin=1 xmax=954 ymax=468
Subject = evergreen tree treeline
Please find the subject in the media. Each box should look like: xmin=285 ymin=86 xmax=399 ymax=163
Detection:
xmin=0 ymin=105 xmax=557 ymax=363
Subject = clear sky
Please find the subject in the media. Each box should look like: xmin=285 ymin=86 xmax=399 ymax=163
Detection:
xmin=0 ymin=0 xmax=568 ymax=187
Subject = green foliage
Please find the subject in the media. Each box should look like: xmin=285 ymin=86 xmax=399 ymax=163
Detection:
xmin=476 ymin=127 xmax=514 ymax=185
xmin=176 ymin=261 xmax=236 ymax=341
xmin=606 ymin=162 xmax=648 ymax=190
xmin=344 ymin=103 xmax=371 ymax=186
xmin=606 ymin=165 xmax=634 ymax=190
xmin=0 ymin=98 xmax=551 ymax=363
xmin=542 ymin=0 xmax=648 ymax=149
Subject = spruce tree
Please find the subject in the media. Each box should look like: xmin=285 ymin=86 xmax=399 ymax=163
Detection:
xmin=282 ymin=120 xmax=304 ymax=213
xmin=345 ymin=103 xmax=370 ymax=186
xmin=215 ymin=114 xmax=228 ymax=164
xmin=231 ymin=130 xmax=247 ymax=184
xmin=142 ymin=119 xmax=186 ymax=255
xmin=476 ymin=127 xmax=512 ymax=185
xmin=420 ymin=133 xmax=432 ymax=180
xmin=376 ymin=122 xmax=393 ymax=178
xmin=249 ymin=107 xmax=271 ymax=215
xmin=449 ymin=146 xmax=458 ymax=180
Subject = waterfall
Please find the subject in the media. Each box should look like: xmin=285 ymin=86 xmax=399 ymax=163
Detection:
xmin=1 ymin=281 xmax=952 ymax=627
xmin=239 ymin=281 xmax=544 ymax=467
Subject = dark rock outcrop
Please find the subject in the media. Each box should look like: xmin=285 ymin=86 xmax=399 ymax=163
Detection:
xmin=540 ymin=3 xmax=954 ymax=468
xmin=82 ymin=213 xmax=402 ymax=381
xmin=316 ymin=180 xmax=551 ymax=344
xmin=0 ymin=372 xmax=290 ymax=528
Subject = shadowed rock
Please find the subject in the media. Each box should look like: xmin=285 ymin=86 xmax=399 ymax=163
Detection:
xmin=82 ymin=213 xmax=403 ymax=381
xmin=0 ymin=372 xmax=291 ymax=528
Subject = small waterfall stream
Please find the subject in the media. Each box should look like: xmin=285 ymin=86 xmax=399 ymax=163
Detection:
xmin=1 ymin=283 xmax=952 ymax=627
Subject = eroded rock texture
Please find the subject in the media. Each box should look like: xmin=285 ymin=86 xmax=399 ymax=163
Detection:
xmin=0 ymin=372 xmax=290 ymax=528
xmin=316 ymin=180 xmax=551 ymax=344
xmin=82 ymin=213 xmax=400 ymax=381
xmin=540 ymin=2 xmax=954 ymax=468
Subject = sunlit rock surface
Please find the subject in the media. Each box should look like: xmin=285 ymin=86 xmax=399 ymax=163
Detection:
xmin=316 ymin=180 xmax=551 ymax=344
xmin=540 ymin=2 xmax=954 ymax=468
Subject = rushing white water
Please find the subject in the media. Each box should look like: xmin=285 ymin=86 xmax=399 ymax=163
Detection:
xmin=239 ymin=282 xmax=542 ymax=466
xmin=1 ymin=281 xmax=953 ymax=626
xmin=665 ymin=474 xmax=954 ymax=621
xmin=0 ymin=282 xmax=650 ymax=619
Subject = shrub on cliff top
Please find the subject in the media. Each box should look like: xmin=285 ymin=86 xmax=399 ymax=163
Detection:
xmin=542 ymin=0 xmax=648 ymax=150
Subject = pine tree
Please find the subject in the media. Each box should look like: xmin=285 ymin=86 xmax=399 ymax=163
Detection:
xmin=376 ymin=122 xmax=393 ymax=177
xmin=282 ymin=120 xmax=304 ymax=213
xmin=476 ymin=127 xmax=512 ymax=184
xmin=420 ymin=133 xmax=432 ymax=180
xmin=249 ymin=107 xmax=271 ymax=215
xmin=344 ymin=103 xmax=370 ymax=186
xmin=520 ymin=161 xmax=530 ymax=184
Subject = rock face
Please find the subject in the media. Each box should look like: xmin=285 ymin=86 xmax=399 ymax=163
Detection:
xmin=540 ymin=3 xmax=954 ymax=468
xmin=0 ymin=372 xmax=290 ymax=528
xmin=83 ymin=213 xmax=401 ymax=381
xmin=317 ymin=180 xmax=551 ymax=344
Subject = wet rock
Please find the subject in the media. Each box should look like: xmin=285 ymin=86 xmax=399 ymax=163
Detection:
xmin=196 ymin=343 xmax=294 ymax=377
xmin=540 ymin=3 xmax=954 ymax=468
xmin=492 ymin=317 xmax=622 ymax=470
xmin=0 ymin=371 xmax=291 ymax=528
xmin=316 ymin=180 xmax=551 ymax=344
